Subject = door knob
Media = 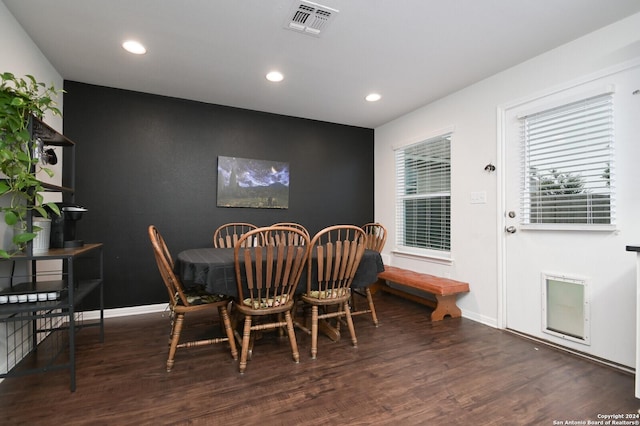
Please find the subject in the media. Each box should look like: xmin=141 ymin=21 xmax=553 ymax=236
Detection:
xmin=505 ymin=226 xmax=517 ymax=234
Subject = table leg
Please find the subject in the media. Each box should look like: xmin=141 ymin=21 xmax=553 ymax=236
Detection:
xmin=318 ymin=319 xmax=340 ymax=341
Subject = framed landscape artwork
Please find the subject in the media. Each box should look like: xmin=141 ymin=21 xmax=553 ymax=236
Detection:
xmin=217 ymin=156 xmax=289 ymax=209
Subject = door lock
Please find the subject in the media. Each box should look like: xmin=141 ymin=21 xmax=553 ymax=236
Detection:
xmin=505 ymin=226 xmax=517 ymax=234
xmin=508 ymin=211 xmax=516 ymax=218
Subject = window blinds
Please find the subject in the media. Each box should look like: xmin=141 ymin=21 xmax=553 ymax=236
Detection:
xmin=395 ymin=134 xmax=451 ymax=252
xmin=520 ymin=93 xmax=614 ymax=225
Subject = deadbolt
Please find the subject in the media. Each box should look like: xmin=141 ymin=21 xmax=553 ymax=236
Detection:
xmin=508 ymin=211 xmax=516 ymax=218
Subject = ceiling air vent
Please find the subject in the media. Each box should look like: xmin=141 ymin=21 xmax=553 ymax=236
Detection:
xmin=284 ymin=1 xmax=339 ymax=37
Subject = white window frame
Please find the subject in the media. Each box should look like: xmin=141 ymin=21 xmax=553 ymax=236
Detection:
xmin=394 ymin=132 xmax=452 ymax=258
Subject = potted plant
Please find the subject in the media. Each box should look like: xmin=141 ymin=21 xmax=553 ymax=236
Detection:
xmin=0 ymin=72 xmax=62 ymax=258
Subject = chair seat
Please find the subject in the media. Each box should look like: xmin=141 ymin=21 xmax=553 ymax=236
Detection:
xmin=242 ymin=295 xmax=289 ymax=309
xmin=178 ymin=285 xmax=230 ymax=305
xmin=303 ymin=289 xmax=350 ymax=300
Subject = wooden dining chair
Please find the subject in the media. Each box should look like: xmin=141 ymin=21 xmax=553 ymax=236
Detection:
xmin=233 ymin=226 xmax=310 ymax=373
xmin=271 ymin=222 xmax=310 ymax=245
xmin=213 ymin=222 xmax=259 ymax=248
xmin=362 ymin=222 xmax=387 ymax=253
xmin=148 ymin=225 xmax=238 ymax=371
xmin=350 ymin=222 xmax=387 ymax=326
xmin=271 ymin=222 xmax=310 ymax=236
xmin=296 ymin=225 xmax=366 ymax=359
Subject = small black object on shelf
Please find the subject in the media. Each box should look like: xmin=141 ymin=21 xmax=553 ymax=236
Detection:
xmin=46 ymin=202 xmax=88 ymax=248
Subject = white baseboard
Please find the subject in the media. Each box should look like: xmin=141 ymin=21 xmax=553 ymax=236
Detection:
xmin=81 ymin=303 xmax=168 ymax=320
xmin=460 ymin=309 xmax=498 ymax=329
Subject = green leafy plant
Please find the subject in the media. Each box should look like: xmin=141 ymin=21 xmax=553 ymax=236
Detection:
xmin=539 ymin=169 xmax=585 ymax=195
xmin=529 ymin=167 xmax=585 ymax=195
xmin=0 ymin=72 xmax=62 ymax=258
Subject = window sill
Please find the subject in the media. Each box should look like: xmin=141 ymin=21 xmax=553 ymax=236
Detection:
xmin=391 ymin=249 xmax=453 ymax=265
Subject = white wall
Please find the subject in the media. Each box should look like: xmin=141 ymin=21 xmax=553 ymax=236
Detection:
xmin=375 ymin=13 xmax=640 ymax=339
xmin=0 ymin=3 xmax=63 ymax=130
xmin=0 ymin=2 xmax=64 ymax=254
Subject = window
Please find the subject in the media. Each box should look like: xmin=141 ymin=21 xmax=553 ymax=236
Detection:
xmin=395 ymin=133 xmax=451 ymax=254
xmin=520 ymin=92 xmax=614 ymax=226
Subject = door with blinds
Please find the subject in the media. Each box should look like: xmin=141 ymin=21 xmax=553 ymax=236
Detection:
xmin=502 ymin=63 xmax=640 ymax=364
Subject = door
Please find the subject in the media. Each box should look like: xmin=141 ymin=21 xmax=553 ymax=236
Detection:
xmin=502 ymin=63 xmax=640 ymax=366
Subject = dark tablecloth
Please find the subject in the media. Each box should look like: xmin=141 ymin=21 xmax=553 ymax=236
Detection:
xmin=175 ymin=247 xmax=384 ymax=298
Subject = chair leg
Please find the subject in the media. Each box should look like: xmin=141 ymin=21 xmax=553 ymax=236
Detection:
xmin=167 ymin=313 xmax=184 ymax=372
xmin=229 ymin=303 xmax=244 ymax=350
xmin=343 ymin=302 xmax=358 ymax=348
xmin=311 ymin=305 xmax=319 ymax=359
xmin=167 ymin=313 xmax=176 ymax=345
xmin=277 ymin=313 xmax=285 ymax=337
xmin=332 ymin=305 xmax=342 ymax=332
xmin=284 ymin=310 xmax=300 ymax=363
xmin=349 ymin=288 xmax=379 ymax=327
xmin=365 ymin=288 xmax=379 ymax=326
xmin=248 ymin=331 xmax=256 ymax=361
xmin=239 ymin=315 xmax=253 ymax=374
xmin=349 ymin=293 xmax=356 ymax=314
xmin=218 ymin=305 xmax=238 ymax=360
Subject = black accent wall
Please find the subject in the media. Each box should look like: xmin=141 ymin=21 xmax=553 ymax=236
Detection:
xmin=62 ymin=81 xmax=374 ymax=309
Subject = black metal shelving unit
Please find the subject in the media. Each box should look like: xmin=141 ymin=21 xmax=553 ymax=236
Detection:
xmin=0 ymin=244 xmax=104 ymax=391
xmin=0 ymin=117 xmax=103 ymax=392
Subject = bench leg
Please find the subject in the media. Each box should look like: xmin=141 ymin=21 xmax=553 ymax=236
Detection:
xmin=431 ymin=294 xmax=462 ymax=321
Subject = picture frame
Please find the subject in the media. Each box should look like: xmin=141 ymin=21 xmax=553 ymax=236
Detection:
xmin=217 ymin=156 xmax=289 ymax=209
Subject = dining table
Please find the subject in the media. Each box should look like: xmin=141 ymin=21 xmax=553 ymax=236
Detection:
xmin=175 ymin=246 xmax=385 ymax=342
xmin=175 ymin=247 xmax=385 ymax=298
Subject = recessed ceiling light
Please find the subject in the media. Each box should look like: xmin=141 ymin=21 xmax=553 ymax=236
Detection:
xmin=365 ymin=93 xmax=381 ymax=102
xmin=122 ymin=40 xmax=146 ymax=55
xmin=266 ymin=71 xmax=284 ymax=82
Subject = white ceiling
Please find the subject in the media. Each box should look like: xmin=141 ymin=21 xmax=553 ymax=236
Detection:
xmin=4 ymin=0 xmax=640 ymax=128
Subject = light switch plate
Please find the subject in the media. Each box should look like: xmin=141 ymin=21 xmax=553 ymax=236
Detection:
xmin=470 ymin=191 xmax=487 ymax=204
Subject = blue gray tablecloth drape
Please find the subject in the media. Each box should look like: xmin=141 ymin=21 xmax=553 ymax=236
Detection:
xmin=175 ymin=247 xmax=384 ymax=298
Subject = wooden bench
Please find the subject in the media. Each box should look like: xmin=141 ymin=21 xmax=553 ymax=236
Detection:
xmin=371 ymin=265 xmax=470 ymax=321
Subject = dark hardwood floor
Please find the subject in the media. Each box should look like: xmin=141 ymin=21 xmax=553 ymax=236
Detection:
xmin=0 ymin=293 xmax=638 ymax=425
